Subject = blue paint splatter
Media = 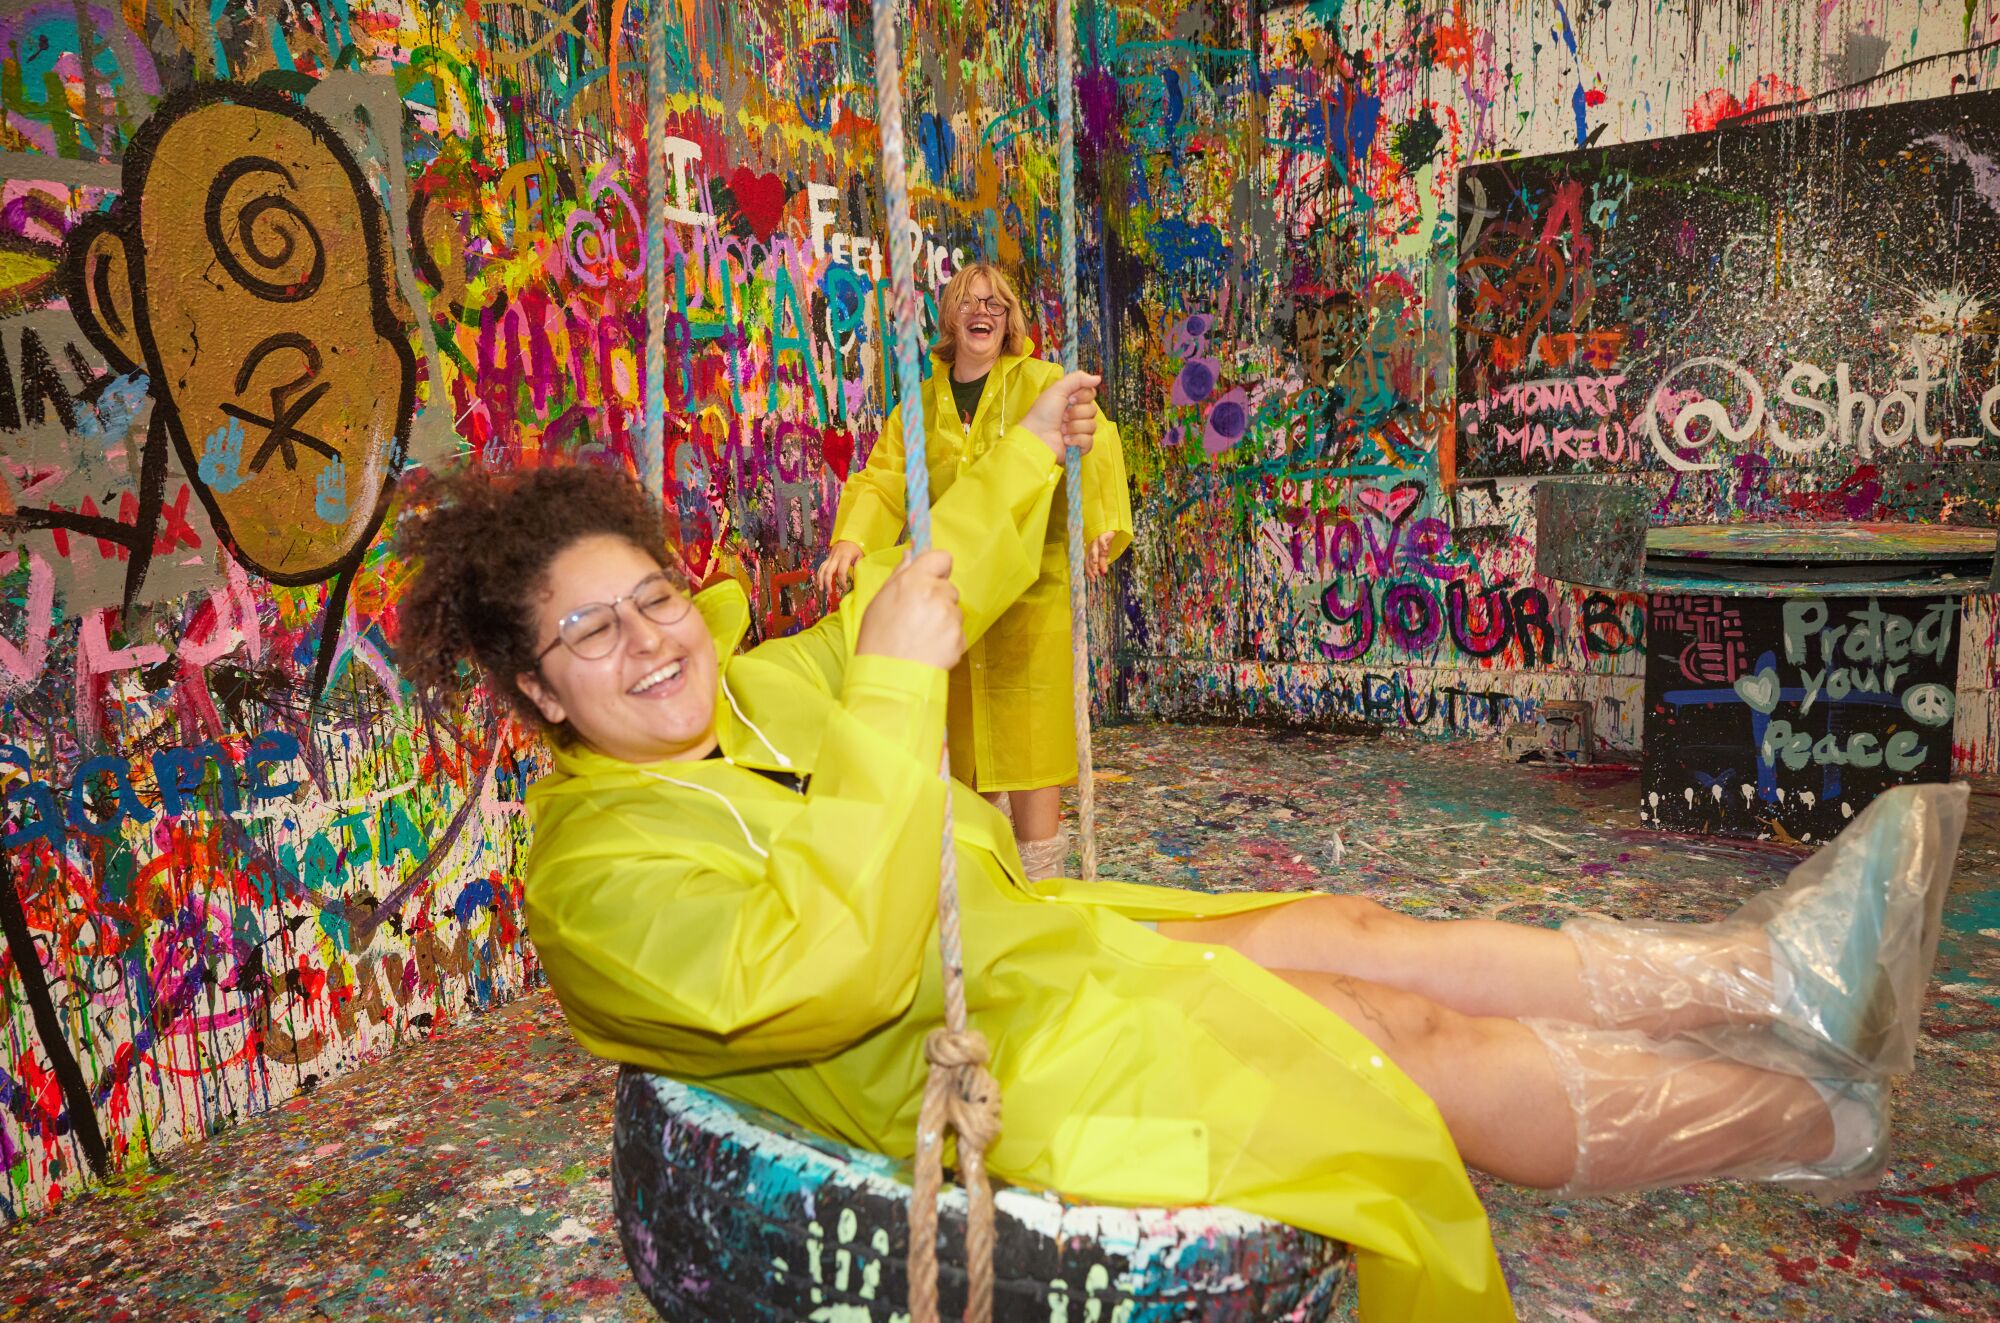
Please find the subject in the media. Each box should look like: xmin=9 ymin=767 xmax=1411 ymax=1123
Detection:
xmin=1662 ymin=688 xmax=1901 ymax=710
xmin=75 ymin=373 xmax=150 ymax=445
xmin=454 ymin=878 xmax=496 ymax=925
xmin=1556 ymin=2 xmax=1586 ymax=145
xmin=916 ymin=113 xmax=955 ymax=182
xmin=1146 ymin=219 xmax=1227 ymax=274
xmin=1305 ymin=87 xmax=1381 ymax=164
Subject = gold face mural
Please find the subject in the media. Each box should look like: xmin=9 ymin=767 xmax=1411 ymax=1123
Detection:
xmin=0 ymin=73 xmax=498 ymax=1224
xmin=65 ymin=85 xmax=416 ymax=589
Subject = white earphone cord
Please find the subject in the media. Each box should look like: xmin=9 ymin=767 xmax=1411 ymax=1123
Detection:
xmin=630 ymin=674 xmax=797 ymax=860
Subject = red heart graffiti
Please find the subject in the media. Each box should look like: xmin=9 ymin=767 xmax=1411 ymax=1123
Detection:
xmin=729 ymin=167 xmax=788 ymax=242
xmin=822 ymin=427 xmax=855 ymax=479
xmin=1357 ymin=483 xmax=1421 ymax=525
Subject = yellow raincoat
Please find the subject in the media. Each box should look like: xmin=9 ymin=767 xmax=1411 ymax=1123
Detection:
xmin=525 ymin=425 xmax=1513 ymax=1321
xmin=830 ymin=344 xmax=1133 ymax=791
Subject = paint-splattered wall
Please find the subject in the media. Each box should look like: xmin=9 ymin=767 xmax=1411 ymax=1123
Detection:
xmin=0 ymin=0 xmax=1072 ymax=1219
xmin=1093 ymin=0 xmax=2000 ymax=768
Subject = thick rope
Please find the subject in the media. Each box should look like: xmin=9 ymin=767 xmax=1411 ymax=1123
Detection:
xmin=1055 ymin=0 xmax=1096 ymax=882
xmin=869 ymin=3 xmax=999 ymax=1320
xmin=910 ymin=1028 xmax=1001 ymax=1323
xmin=641 ymin=0 xmax=668 ymax=501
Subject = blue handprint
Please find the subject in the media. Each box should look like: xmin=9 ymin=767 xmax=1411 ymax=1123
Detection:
xmin=314 ymin=455 xmax=349 ymax=524
xmin=198 ymin=417 xmax=247 ymax=493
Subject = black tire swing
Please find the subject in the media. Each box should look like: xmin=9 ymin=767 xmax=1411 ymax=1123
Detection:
xmin=612 ymin=1070 xmax=1352 ymax=1321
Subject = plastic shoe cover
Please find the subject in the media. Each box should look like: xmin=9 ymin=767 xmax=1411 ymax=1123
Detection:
xmin=1525 ymin=1019 xmax=1890 ymax=1201
xmin=1565 ymin=783 xmax=1969 ymax=1078
xmin=1764 ymin=1077 xmax=1891 ymax=1193
xmin=1018 ymin=829 xmax=1072 ymax=881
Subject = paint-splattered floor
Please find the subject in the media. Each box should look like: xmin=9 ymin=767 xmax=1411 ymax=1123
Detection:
xmin=1091 ymin=725 xmax=2000 ymax=1322
xmin=3 ymin=724 xmax=1995 ymax=1321
xmin=0 ymin=993 xmax=638 ymax=1323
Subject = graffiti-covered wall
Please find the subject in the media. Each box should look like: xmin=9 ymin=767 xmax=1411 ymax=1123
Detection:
xmin=1092 ymin=0 xmax=2000 ymax=765
xmin=0 ymin=1 xmax=1077 ymax=1219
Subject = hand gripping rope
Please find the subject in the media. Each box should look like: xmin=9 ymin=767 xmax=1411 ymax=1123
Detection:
xmin=869 ymin=3 xmax=1002 ymax=1319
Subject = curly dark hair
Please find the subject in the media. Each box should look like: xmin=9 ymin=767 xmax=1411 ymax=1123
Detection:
xmin=395 ymin=465 xmax=674 ymax=738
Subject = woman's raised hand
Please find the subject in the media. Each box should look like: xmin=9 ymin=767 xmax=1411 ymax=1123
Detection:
xmin=853 ymin=548 xmax=966 ymax=672
xmin=1023 ymin=372 xmax=1102 ymax=458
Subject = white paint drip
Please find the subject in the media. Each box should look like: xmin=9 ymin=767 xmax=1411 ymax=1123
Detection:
xmin=546 ymin=1216 xmax=596 ymax=1246
xmin=477 ymin=1167 xmax=534 ymax=1192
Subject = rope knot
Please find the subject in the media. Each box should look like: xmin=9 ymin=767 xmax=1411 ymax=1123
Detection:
xmin=924 ymin=1029 xmax=1001 ymax=1152
xmin=909 ymin=1029 xmax=1001 ymax=1323
xmin=922 ymin=1027 xmax=989 ymax=1071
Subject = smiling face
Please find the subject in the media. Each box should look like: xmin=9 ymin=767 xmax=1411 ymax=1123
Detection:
xmin=936 ymin=262 xmax=1026 ymax=378
xmin=515 ymin=535 xmax=720 ymax=763
xmin=953 ymin=272 xmax=1005 ymax=377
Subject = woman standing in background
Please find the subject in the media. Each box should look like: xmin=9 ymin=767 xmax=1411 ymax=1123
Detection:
xmin=816 ymin=262 xmax=1132 ymax=878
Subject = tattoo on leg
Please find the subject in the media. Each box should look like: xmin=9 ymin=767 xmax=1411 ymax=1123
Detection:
xmin=1327 ymin=973 xmax=1399 ymax=1040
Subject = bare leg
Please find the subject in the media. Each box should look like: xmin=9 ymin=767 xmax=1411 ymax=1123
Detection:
xmin=1160 ymin=897 xmax=1772 ymax=1033
xmin=1170 ymin=784 xmax=1968 ymax=1081
xmin=1008 ymin=785 xmax=1068 ymax=879
xmin=1280 ymin=970 xmax=1833 ymax=1191
xmin=1010 ymin=785 xmax=1062 ymax=843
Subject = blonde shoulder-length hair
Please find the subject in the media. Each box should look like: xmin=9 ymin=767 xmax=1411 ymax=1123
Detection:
xmin=933 ymin=261 xmax=1032 ymax=364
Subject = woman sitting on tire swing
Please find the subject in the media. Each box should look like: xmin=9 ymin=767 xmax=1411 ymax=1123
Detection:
xmin=397 ymin=372 xmax=1967 ymax=1323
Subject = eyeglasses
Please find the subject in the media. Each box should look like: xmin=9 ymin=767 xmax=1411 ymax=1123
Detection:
xmin=534 ymin=572 xmax=693 ymax=663
xmin=959 ymin=296 xmax=1007 ymax=317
